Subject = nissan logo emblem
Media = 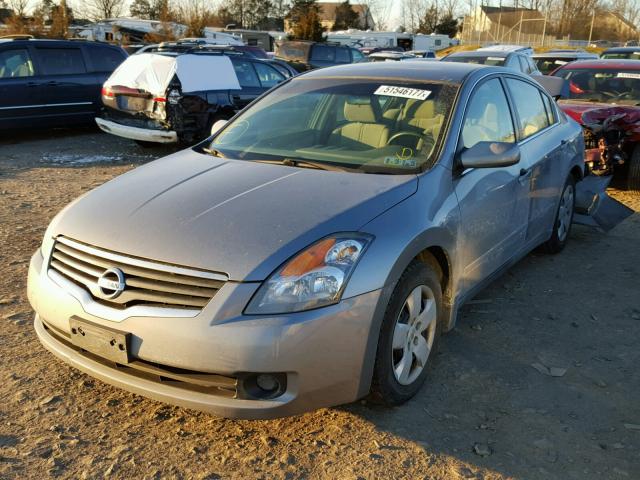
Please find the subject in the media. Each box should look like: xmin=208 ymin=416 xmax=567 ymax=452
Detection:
xmin=97 ymin=268 xmax=126 ymax=299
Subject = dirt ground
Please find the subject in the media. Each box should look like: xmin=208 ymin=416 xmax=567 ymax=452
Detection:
xmin=1 ymin=128 xmax=639 ymax=480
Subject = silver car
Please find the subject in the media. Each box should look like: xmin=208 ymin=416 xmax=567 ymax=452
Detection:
xmin=28 ymin=62 xmax=584 ymax=419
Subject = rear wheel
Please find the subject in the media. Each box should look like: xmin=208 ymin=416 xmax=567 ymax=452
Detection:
xmin=370 ymin=261 xmax=442 ymax=405
xmin=627 ymin=145 xmax=640 ymax=193
xmin=541 ymin=176 xmax=575 ymax=254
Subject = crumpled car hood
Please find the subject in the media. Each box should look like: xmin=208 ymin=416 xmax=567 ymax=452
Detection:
xmin=560 ymin=101 xmax=640 ymax=142
xmin=51 ymin=149 xmax=418 ymax=281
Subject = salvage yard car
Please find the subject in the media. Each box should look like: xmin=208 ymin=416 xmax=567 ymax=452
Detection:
xmin=441 ymin=50 xmax=541 ymax=75
xmin=0 ymin=37 xmax=126 ymax=130
xmin=28 ymin=62 xmax=584 ymax=419
xmin=95 ymin=49 xmax=289 ymax=145
xmin=532 ymin=50 xmax=598 ymax=75
xmin=552 ymin=59 xmax=640 ymax=191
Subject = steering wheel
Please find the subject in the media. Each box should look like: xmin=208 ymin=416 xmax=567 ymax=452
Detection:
xmin=387 ymin=132 xmax=423 ymax=146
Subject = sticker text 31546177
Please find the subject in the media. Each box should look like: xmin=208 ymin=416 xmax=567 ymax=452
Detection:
xmin=374 ymin=85 xmax=431 ymax=101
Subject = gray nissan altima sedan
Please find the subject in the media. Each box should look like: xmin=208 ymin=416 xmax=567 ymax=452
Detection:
xmin=28 ymin=62 xmax=584 ymax=419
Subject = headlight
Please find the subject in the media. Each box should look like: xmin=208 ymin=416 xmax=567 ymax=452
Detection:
xmin=245 ymin=234 xmax=372 ymax=314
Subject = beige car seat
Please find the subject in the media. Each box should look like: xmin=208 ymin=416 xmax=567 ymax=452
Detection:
xmin=329 ymin=100 xmax=390 ymax=149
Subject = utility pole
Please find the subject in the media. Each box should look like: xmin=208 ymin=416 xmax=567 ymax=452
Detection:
xmin=587 ymin=10 xmax=595 ymax=44
xmin=61 ymin=0 xmax=68 ymax=38
xmin=497 ymin=0 xmax=502 ymax=43
xmin=516 ymin=9 xmax=523 ymax=44
xmin=541 ymin=12 xmax=546 ymax=47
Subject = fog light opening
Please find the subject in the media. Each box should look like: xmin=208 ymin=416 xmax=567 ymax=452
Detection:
xmin=239 ymin=373 xmax=287 ymax=400
xmin=256 ymin=374 xmax=279 ymax=393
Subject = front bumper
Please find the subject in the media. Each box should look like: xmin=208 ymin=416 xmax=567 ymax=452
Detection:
xmin=95 ymin=117 xmax=178 ymax=144
xmin=28 ymin=249 xmax=382 ymax=419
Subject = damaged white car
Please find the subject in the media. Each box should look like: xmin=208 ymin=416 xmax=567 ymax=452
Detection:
xmin=95 ymin=50 xmax=291 ymax=146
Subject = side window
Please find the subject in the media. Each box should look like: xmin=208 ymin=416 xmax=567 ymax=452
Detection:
xmin=87 ymin=46 xmax=124 ymax=72
xmin=506 ymin=78 xmax=551 ymax=139
xmin=351 ymin=48 xmax=364 ymax=62
xmin=231 ymin=60 xmax=260 ymax=88
xmin=0 ymin=48 xmax=34 ymax=78
xmin=461 ymin=78 xmax=515 ymax=150
xmin=310 ymin=45 xmax=335 ymax=62
xmin=540 ymin=92 xmax=557 ymax=125
xmin=36 ymin=48 xmax=86 ymax=75
xmin=527 ymin=56 xmax=538 ymax=74
xmin=253 ymin=62 xmax=285 ymax=88
xmin=517 ymin=55 xmax=529 ymax=73
xmin=335 ymin=47 xmax=350 ymax=63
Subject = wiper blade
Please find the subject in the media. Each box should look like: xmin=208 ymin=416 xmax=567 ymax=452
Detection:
xmin=202 ymin=147 xmax=226 ymax=158
xmin=251 ymin=158 xmax=354 ymax=172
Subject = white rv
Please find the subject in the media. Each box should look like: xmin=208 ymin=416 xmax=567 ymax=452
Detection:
xmin=326 ymin=30 xmax=457 ymax=52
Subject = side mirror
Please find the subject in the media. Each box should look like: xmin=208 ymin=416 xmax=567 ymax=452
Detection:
xmin=460 ymin=141 xmax=520 ymax=169
xmin=211 ymin=119 xmax=228 ymax=135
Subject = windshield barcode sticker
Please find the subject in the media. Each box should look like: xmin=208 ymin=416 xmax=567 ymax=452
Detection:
xmin=617 ymin=72 xmax=640 ymax=79
xmin=554 ymin=60 xmax=568 ymax=64
xmin=374 ymin=85 xmax=431 ymax=100
xmin=487 ymin=57 xmax=504 ymax=61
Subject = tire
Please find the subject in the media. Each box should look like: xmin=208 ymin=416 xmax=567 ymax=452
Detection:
xmin=370 ymin=261 xmax=442 ymax=406
xmin=628 ymin=145 xmax=640 ymax=193
xmin=134 ymin=140 xmax=158 ymax=148
xmin=541 ymin=175 xmax=576 ymax=254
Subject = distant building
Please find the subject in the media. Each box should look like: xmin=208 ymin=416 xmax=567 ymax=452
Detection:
xmin=316 ymin=2 xmax=374 ymax=31
xmin=284 ymin=2 xmax=374 ymax=34
xmin=594 ymin=11 xmax=638 ymax=41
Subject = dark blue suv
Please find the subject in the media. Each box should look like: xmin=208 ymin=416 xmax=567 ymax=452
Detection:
xmin=0 ymin=38 xmax=127 ymax=130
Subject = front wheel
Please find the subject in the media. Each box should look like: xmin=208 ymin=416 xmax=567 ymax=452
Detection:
xmin=627 ymin=145 xmax=640 ymax=193
xmin=541 ymin=176 xmax=575 ymax=254
xmin=370 ymin=261 xmax=442 ymax=405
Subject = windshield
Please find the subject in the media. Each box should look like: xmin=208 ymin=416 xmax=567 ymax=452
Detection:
xmin=535 ymin=57 xmax=577 ymax=74
xmin=208 ymin=77 xmax=459 ymax=173
xmin=444 ymin=55 xmax=505 ymax=66
xmin=602 ymin=51 xmax=640 ymax=60
xmin=553 ymin=68 xmax=640 ymax=105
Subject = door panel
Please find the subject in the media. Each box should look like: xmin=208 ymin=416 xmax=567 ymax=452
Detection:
xmin=505 ymin=78 xmax=565 ymax=240
xmin=0 ymin=47 xmax=42 ymax=127
xmin=31 ymin=46 xmax=96 ymax=121
xmin=453 ymin=78 xmax=530 ymax=293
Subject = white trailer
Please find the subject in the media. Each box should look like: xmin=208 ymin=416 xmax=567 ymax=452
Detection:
xmin=326 ymin=30 xmax=457 ymax=52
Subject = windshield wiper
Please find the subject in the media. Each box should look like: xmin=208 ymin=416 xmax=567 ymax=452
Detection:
xmin=251 ymin=158 xmax=354 ymax=172
xmin=202 ymin=147 xmax=226 ymax=158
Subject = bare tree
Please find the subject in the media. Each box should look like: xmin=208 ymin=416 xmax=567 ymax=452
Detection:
xmin=404 ymin=0 xmax=429 ymax=32
xmin=8 ymin=0 xmax=30 ymax=17
xmin=359 ymin=0 xmax=393 ymax=29
xmin=80 ymin=0 xmax=126 ymax=20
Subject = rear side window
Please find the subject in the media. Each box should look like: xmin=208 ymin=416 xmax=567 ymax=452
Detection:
xmin=506 ymin=78 xmax=550 ymax=139
xmin=86 ymin=45 xmax=124 ymax=72
xmin=231 ymin=60 xmax=260 ymax=88
xmin=540 ymin=93 xmax=557 ymax=125
xmin=351 ymin=49 xmax=364 ymax=62
xmin=517 ymin=56 xmax=529 ymax=73
xmin=461 ymin=78 xmax=515 ymax=150
xmin=0 ymin=48 xmax=34 ymax=78
xmin=253 ymin=62 xmax=285 ymax=88
xmin=335 ymin=47 xmax=350 ymax=63
xmin=310 ymin=45 xmax=335 ymax=62
xmin=36 ymin=48 xmax=86 ymax=75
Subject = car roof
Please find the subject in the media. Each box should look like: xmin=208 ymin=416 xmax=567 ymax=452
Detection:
xmin=300 ymin=61 xmax=492 ymax=84
xmin=446 ymin=50 xmax=509 ymax=58
xmin=533 ymin=51 xmax=597 ymax=58
xmin=603 ymin=46 xmax=640 ymax=53
xmin=0 ymin=38 xmax=121 ymax=49
xmin=554 ymin=59 xmax=640 ymax=70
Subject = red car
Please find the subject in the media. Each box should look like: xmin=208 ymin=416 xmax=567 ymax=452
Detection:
xmin=552 ymin=60 xmax=640 ymax=192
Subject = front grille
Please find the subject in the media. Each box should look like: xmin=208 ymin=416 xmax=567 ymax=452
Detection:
xmin=48 ymin=236 xmax=227 ymax=310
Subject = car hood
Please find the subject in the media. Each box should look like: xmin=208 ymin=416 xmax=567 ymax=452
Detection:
xmin=50 ymin=150 xmax=418 ymax=281
xmin=559 ymin=101 xmax=640 ymax=139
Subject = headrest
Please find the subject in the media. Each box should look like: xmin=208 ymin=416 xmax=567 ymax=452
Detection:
xmin=411 ymin=100 xmax=435 ymax=119
xmin=344 ymin=99 xmax=376 ymax=123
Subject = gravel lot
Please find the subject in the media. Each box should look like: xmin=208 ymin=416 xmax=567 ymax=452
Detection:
xmin=1 ymin=128 xmax=639 ymax=480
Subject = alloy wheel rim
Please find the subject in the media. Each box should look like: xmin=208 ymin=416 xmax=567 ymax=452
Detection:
xmin=557 ymin=184 xmax=574 ymax=242
xmin=391 ymin=285 xmax=437 ymax=386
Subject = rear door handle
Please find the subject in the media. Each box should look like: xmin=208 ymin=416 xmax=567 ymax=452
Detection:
xmin=26 ymin=81 xmax=39 ymax=87
xmin=45 ymin=81 xmax=59 ymax=87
